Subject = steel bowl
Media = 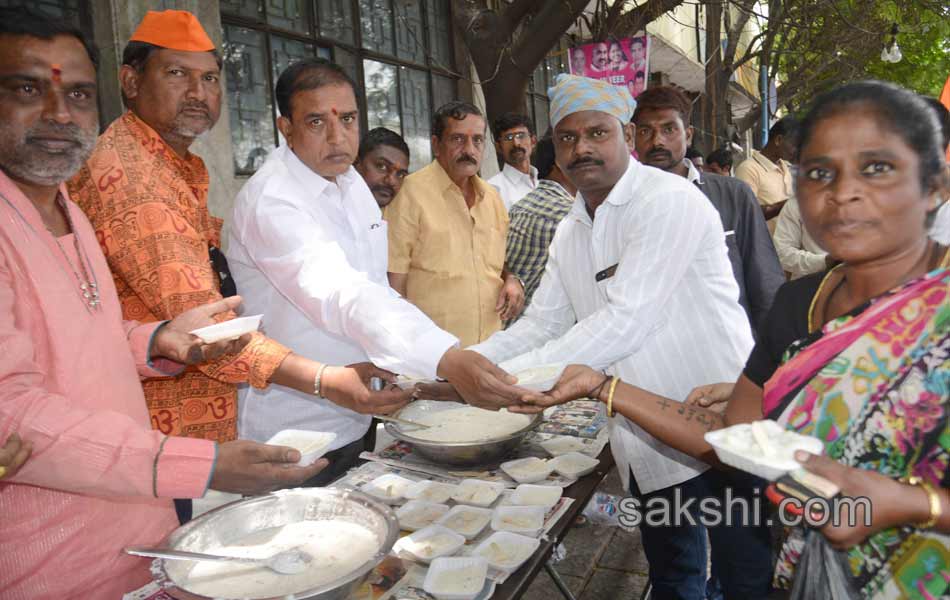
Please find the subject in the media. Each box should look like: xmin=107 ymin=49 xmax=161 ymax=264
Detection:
xmin=151 ymin=487 xmax=399 ymax=600
xmin=384 ymin=400 xmax=542 ymax=467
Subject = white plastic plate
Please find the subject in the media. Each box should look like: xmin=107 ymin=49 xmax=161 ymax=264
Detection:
xmin=265 ymin=430 xmax=336 ymax=466
xmin=189 ymin=314 xmax=262 ymax=343
xmin=423 ymin=556 xmax=489 ymax=600
xmin=704 ymin=420 xmax=824 ymax=481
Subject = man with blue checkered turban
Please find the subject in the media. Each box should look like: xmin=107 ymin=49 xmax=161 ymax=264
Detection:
xmin=464 ymin=73 xmax=772 ymax=598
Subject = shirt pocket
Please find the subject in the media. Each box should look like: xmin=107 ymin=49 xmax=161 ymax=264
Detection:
xmin=479 ymin=225 xmax=507 ymax=274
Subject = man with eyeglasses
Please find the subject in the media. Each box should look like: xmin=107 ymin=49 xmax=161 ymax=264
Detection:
xmin=487 ymin=113 xmax=538 ymax=211
xmin=354 ymin=127 xmax=410 ymax=208
xmin=386 ymin=101 xmax=525 ymax=347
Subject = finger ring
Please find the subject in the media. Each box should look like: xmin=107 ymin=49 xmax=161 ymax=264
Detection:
xmin=0 ymin=465 xmax=7 ymax=479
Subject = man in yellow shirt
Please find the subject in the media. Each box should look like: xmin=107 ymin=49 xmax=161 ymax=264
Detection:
xmin=385 ymin=101 xmax=524 ymax=347
xmin=734 ymin=116 xmax=797 ymax=233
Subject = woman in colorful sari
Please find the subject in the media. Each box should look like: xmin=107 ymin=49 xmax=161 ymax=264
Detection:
xmin=521 ymin=80 xmax=950 ymax=599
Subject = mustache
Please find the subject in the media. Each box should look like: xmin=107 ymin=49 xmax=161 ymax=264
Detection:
xmin=370 ymin=184 xmax=395 ymax=197
xmin=456 ymin=154 xmax=478 ymax=165
xmin=646 ymin=148 xmax=672 ymax=160
xmin=25 ymin=122 xmax=87 ymax=147
xmin=178 ymin=100 xmax=211 ymax=117
xmin=567 ymin=156 xmax=604 ymax=170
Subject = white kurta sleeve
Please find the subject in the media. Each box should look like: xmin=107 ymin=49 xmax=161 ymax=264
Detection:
xmin=235 ymin=194 xmax=458 ymax=378
xmin=481 ymin=190 xmax=721 ymax=374
xmin=772 ymin=197 xmax=826 ymax=278
xmin=469 ymin=232 xmax=577 ymax=363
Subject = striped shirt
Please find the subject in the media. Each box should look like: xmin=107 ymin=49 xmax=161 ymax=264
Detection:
xmin=471 ymin=159 xmax=754 ymax=494
xmin=505 ymin=180 xmax=575 ymax=306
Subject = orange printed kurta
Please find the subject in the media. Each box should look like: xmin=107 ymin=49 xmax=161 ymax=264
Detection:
xmin=69 ymin=111 xmax=290 ymax=442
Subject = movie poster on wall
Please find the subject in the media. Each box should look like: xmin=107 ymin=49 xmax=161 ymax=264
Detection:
xmin=568 ymin=35 xmax=650 ymax=99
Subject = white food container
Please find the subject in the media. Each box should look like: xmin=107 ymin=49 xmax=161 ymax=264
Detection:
xmin=549 ymin=452 xmax=599 ymax=478
xmin=491 ymin=505 xmax=546 ymax=537
xmin=539 ymin=436 xmax=588 ymax=456
xmin=395 ymin=500 xmax=450 ymax=532
xmin=704 ymin=420 xmax=824 ymax=481
xmin=188 ymin=314 xmax=262 ymax=343
xmin=423 ymin=556 xmax=489 ymax=600
xmin=435 ymin=505 xmax=493 ymax=540
xmin=500 ymin=457 xmax=553 ymax=484
xmin=360 ymin=474 xmax=414 ymax=504
xmin=509 ymin=484 xmax=563 ymax=509
xmin=404 ymin=480 xmax=457 ymax=504
xmin=511 ymin=363 xmax=567 ymax=392
xmin=451 ymin=479 xmax=505 ymax=507
xmin=398 ymin=524 xmax=466 ymax=564
xmin=265 ymin=430 xmax=337 ymax=466
xmin=472 ymin=531 xmax=541 ymax=573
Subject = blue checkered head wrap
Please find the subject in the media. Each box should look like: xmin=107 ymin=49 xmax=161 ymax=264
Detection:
xmin=548 ymin=74 xmax=637 ymax=128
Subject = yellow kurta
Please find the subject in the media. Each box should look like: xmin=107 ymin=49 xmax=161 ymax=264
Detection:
xmin=385 ymin=160 xmax=508 ymax=347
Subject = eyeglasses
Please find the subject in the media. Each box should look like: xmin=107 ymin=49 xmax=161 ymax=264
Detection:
xmin=502 ymin=132 xmax=530 ymax=143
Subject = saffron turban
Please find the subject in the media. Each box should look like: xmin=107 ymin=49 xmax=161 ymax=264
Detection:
xmin=548 ymin=74 xmax=637 ymax=128
xmin=129 ymin=10 xmax=215 ymax=52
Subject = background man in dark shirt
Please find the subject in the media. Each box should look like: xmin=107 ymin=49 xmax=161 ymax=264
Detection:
xmin=354 ymin=127 xmax=410 ymax=208
xmin=633 ymin=86 xmax=785 ymax=332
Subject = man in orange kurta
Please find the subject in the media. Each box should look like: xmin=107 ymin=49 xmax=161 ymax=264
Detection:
xmin=70 ymin=12 xmax=413 ymax=451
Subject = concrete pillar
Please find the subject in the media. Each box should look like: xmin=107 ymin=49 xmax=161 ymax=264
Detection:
xmin=88 ymin=0 xmax=242 ymax=226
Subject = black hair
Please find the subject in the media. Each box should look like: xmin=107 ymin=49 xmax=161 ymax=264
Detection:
xmin=796 ymin=80 xmax=945 ymax=191
xmin=275 ymin=57 xmax=358 ymax=118
xmin=122 ymin=40 xmax=222 ymax=72
xmin=632 ymin=85 xmax=692 ymax=127
xmin=533 ymin=133 xmax=557 ymax=179
xmin=358 ymin=127 xmax=410 ymax=162
xmin=431 ymin=101 xmax=482 ymax=139
xmin=685 ymin=147 xmax=702 ymax=160
xmin=492 ymin=112 xmax=534 ymax=141
xmin=921 ymin=96 xmax=950 ymax=152
xmin=768 ymin=115 xmax=798 ymax=142
xmin=0 ymin=7 xmax=98 ymax=69
xmin=706 ymin=148 xmax=734 ymax=169
xmin=635 ymin=71 xmax=645 ymax=81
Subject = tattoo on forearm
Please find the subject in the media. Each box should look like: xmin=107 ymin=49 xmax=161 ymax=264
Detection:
xmin=655 ymin=398 xmax=721 ymax=431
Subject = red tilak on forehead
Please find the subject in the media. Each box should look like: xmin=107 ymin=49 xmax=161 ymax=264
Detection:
xmin=51 ymin=64 xmax=62 ymax=83
xmin=331 ymin=107 xmax=338 ymax=115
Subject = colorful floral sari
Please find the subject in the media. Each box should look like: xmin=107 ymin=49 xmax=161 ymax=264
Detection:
xmin=763 ymin=268 xmax=950 ymax=599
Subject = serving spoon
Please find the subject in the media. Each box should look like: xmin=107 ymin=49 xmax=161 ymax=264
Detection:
xmin=124 ymin=545 xmax=313 ymax=575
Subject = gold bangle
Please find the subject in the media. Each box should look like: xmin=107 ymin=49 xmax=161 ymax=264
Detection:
xmin=901 ymin=476 xmax=943 ymax=529
xmin=606 ymin=376 xmax=620 ymax=418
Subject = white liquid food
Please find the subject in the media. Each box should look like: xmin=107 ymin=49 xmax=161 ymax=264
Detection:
xmin=452 ymin=481 xmax=502 ymax=506
xmin=176 ymin=520 xmax=378 ymax=599
xmin=429 ymin=564 xmax=484 ymax=595
xmin=410 ymin=407 xmax=531 ymax=442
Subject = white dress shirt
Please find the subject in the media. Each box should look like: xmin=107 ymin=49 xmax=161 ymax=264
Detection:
xmin=470 ymin=159 xmax=754 ymax=494
xmin=772 ymin=195 xmax=827 ymax=279
xmin=226 ymin=145 xmax=458 ymax=449
xmin=488 ymin=163 xmax=539 ymax=211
